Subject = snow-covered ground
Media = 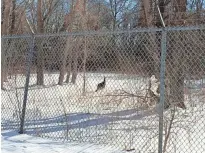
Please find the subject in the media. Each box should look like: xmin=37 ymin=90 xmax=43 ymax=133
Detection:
xmin=1 ymin=72 xmax=205 ymax=152
xmin=1 ymin=130 xmax=125 ymax=153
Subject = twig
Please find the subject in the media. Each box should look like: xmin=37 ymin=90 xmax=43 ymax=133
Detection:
xmin=163 ymin=108 xmax=175 ymax=153
xmin=60 ymin=98 xmax=69 ymax=141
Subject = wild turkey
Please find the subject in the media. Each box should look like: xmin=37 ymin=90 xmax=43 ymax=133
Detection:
xmin=95 ymin=77 xmax=106 ymax=92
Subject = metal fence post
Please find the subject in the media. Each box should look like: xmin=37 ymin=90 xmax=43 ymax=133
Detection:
xmin=158 ymin=29 xmax=167 ymax=153
xmin=19 ymin=35 xmax=34 ymax=134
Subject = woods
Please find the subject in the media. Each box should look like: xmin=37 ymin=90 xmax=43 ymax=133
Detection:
xmin=2 ymin=0 xmax=204 ymax=35
xmin=1 ymin=1 xmax=205 ymax=152
xmin=1 ymin=0 xmax=205 ymax=108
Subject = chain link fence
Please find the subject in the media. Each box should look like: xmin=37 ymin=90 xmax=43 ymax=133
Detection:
xmin=1 ymin=26 xmax=205 ymax=153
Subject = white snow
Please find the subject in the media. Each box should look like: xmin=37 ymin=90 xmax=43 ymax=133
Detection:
xmin=1 ymin=73 xmax=205 ymax=153
xmin=1 ymin=130 xmax=125 ymax=153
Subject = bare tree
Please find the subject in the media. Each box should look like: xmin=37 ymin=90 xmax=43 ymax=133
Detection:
xmin=58 ymin=0 xmax=75 ymax=85
xmin=1 ymin=0 xmax=8 ymax=89
xmin=69 ymin=0 xmax=86 ymax=84
xmin=139 ymin=0 xmax=187 ymax=109
xmin=58 ymin=37 xmax=72 ymax=85
xmin=36 ymin=0 xmax=44 ymax=85
xmin=27 ymin=0 xmax=62 ymax=85
xmin=59 ymin=0 xmax=92 ymax=84
xmin=166 ymin=0 xmax=187 ymax=109
xmin=106 ymin=0 xmax=135 ymax=30
xmin=1 ymin=0 xmax=20 ymax=88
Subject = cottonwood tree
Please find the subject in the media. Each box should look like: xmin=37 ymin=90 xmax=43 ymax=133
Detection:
xmin=137 ymin=1 xmax=204 ymax=152
xmin=1 ymin=0 xmax=10 ymax=89
xmin=25 ymin=0 xmax=62 ymax=85
xmin=58 ymin=0 xmax=99 ymax=85
xmin=138 ymin=0 xmax=191 ymax=109
xmin=58 ymin=0 xmax=83 ymax=85
xmin=1 ymin=0 xmax=30 ymax=89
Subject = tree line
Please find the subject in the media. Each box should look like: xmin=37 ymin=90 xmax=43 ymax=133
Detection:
xmin=1 ymin=0 xmax=205 ymax=109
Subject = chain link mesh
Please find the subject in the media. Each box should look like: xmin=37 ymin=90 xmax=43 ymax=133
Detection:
xmin=1 ymin=27 xmax=205 ymax=152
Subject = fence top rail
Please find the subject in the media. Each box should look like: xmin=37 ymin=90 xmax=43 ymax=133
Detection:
xmin=2 ymin=25 xmax=205 ymax=39
xmin=1 ymin=35 xmax=33 ymax=39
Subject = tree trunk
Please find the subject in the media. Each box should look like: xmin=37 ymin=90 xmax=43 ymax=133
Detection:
xmin=139 ymin=0 xmax=186 ymax=109
xmin=158 ymin=0 xmax=186 ymax=109
xmin=59 ymin=0 xmax=74 ymax=84
xmin=65 ymin=38 xmax=73 ymax=83
xmin=166 ymin=32 xmax=186 ymax=109
xmin=36 ymin=0 xmax=44 ymax=85
xmin=1 ymin=0 xmax=10 ymax=88
xmin=58 ymin=38 xmax=70 ymax=85
xmin=64 ymin=0 xmax=74 ymax=84
xmin=36 ymin=45 xmax=44 ymax=85
xmin=58 ymin=63 xmax=65 ymax=85
xmin=71 ymin=71 xmax=77 ymax=84
xmin=10 ymin=0 xmax=16 ymax=34
xmin=2 ymin=0 xmax=10 ymax=35
xmin=140 ymin=0 xmax=160 ymax=77
xmin=1 ymin=39 xmax=12 ymax=89
xmin=169 ymin=69 xmax=186 ymax=109
xmin=140 ymin=0 xmax=153 ymax=27
xmin=71 ymin=44 xmax=79 ymax=84
xmin=65 ymin=60 xmax=72 ymax=83
xmin=1 ymin=46 xmax=6 ymax=89
xmin=65 ymin=50 xmax=72 ymax=83
xmin=165 ymin=0 xmax=187 ymax=109
xmin=1 ymin=0 xmax=5 ymax=27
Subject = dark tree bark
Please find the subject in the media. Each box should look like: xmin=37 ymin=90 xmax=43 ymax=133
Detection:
xmin=165 ymin=0 xmax=187 ymax=109
xmin=10 ymin=0 xmax=16 ymax=34
xmin=65 ymin=54 xmax=72 ymax=83
xmin=36 ymin=0 xmax=44 ymax=85
xmin=1 ymin=45 xmax=6 ymax=89
xmin=1 ymin=0 xmax=11 ymax=88
xmin=58 ymin=63 xmax=65 ymax=85
xmin=139 ymin=0 xmax=186 ymax=109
